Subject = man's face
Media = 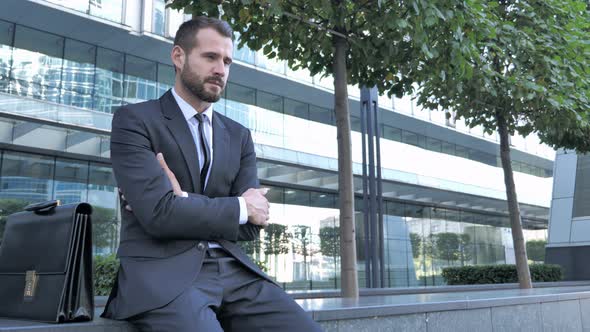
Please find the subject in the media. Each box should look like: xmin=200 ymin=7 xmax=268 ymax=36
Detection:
xmin=178 ymin=28 xmax=233 ymax=103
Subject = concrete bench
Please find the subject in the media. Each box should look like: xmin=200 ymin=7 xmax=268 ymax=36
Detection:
xmin=3 ymin=282 xmax=590 ymax=331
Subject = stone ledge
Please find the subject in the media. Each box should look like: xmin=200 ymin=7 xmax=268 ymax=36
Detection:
xmin=4 ymin=285 xmax=590 ymax=331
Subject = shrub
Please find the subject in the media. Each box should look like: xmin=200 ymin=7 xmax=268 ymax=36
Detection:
xmin=94 ymin=254 xmax=119 ymax=296
xmin=441 ymin=264 xmax=563 ymax=285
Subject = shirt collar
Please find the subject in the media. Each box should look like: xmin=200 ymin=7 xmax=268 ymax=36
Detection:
xmin=171 ymin=87 xmax=214 ymax=123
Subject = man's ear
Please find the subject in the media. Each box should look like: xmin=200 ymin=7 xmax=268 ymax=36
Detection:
xmin=171 ymin=45 xmax=185 ymax=71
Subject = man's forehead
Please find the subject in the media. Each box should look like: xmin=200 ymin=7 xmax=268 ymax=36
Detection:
xmin=194 ymin=28 xmax=233 ymax=48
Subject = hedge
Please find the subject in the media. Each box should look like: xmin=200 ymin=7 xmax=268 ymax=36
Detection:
xmin=441 ymin=264 xmax=563 ymax=285
xmin=94 ymin=254 xmax=119 ymax=296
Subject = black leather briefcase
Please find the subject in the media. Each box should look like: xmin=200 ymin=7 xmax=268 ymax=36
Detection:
xmin=0 ymin=200 xmax=94 ymax=323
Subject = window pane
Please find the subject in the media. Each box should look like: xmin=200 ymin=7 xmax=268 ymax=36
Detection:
xmin=257 ymin=90 xmax=282 ymax=113
xmin=442 ymin=141 xmax=455 ymax=155
xmin=0 ymin=151 xmax=54 ymax=203
xmin=153 ymin=0 xmax=166 ymax=36
xmin=226 ymin=82 xmax=255 ymax=105
xmin=284 ymin=188 xmax=310 ymax=206
xmin=350 ymin=115 xmax=361 ymax=132
xmin=233 ymin=32 xmax=256 ymax=64
xmin=14 ymin=25 xmax=63 ymax=59
xmin=89 ymin=0 xmax=123 ymax=23
xmin=573 ymin=154 xmax=590 ymax=217
xmin=0 ymin=21 xmax=14 ymax=93
xmin=54 ymin=158 xmax=88 ymax=205
xmin=284 ymin=98 xmax=309 ymax=119
xmin=88 ymin=162 xmax=119 ymax=255
xmin=426 ymin=137 xmax=442 ymax=152
xmin=402 ymin=131 xmax=419 ymax=146
xmin=157 ymin=63 xmax=174 ymax=96
xmin=265 ymin=185 xmax=284 ymax=204
xmin=11 ymin=26 xmax=64 ymax=102
xmin=309 ymin=105 xmax=332 ymax=125
xmin=124 ymin=55 xmax=157 ymax=103
xmin=382 ymin=125 xmax=402 ymax=141
xmin=62 ymin=39 xmax=96 ymax=108
xmin=310 ymin=191 xmax=335 ymax=209
xmin=95 ymin=47 xmax=124 ymax=113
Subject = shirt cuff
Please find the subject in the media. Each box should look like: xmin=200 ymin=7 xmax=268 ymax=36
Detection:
xmin=238 ymin=197 xmax=248 ymax=225
xmin=180 ymin=191 xmax=188 ymax=198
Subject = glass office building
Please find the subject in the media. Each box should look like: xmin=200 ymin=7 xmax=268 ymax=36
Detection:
xmin=0 ymin=0 xmax=553 ymax=290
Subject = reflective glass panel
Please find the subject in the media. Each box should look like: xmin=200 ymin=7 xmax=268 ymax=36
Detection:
xmin=0 ymin=21 xmax=13 ymax=93
xmin=0 ymin=151 xmax=54 ymax=204
xmin=11 ymin=26 xmax=63 ymax=102
xmin=124 ymin=55 xmax=157 ymax=104
xmin=284 ymin=98 xmax=308 ymax=119
xmin=54 ymin=157 xmax=88 ymax=204
xmin=95 ymin=47 xmax=124 ymax=113
xmin=88 ymin=162 xmax=118 ymax=254
xmin=89 ymin=0 xmax=123 ymax=23
xmin=61 ymin=39 xmax=96 ymax=109
xmin=256 ymin=90 xmax=282 ymax=113
xmin=153 ymin=0 xmax=166 ymax=36
xmin=157 ymin=64 xmax=174 ymax=96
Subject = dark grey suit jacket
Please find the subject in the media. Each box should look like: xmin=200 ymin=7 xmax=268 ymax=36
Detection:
xmin=102 ymin=90 xmax=270 ymax=319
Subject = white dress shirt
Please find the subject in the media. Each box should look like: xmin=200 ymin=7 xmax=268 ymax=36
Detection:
xmin=171 ymin=88 xmax=248 ymax=248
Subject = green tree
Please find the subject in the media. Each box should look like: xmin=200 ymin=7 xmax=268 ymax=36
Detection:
xmin=320 ymin=226 xmax=340 ymax=259
xmin=433 ymin=232 xmax=460 ymax=265
xmin=409 ymin=232 xmax=422 ymax=259
xmin=292 ymin=225 xmax=318 ymax=281
xmin=458 ymin=233 xmax=473 ymax=266
xmin=263 ymin=223 xmax=291 ymax=275
xmin=526 ymin=240 xmax=547 ymax=263
xmin=414 ymin=0 xmax=590 ymax=288
xmin=169 ymin=0 xmax=461 ymax=297
xmin=92 ymin=206 xmax=119 ymax=253
xmin=432 ymin=232 xmax=473 ymax=266
xmin=239 ymin=235 xmax=262 ymax=257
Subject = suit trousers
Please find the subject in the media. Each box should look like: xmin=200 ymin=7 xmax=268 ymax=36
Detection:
xmin=127 ymin=247 xmax=323 ymax=332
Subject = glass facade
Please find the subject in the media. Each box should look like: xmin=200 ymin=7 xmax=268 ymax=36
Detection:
xmin=0 ymin=19 xmax=551 ymax=177
xmin=0 ymin=13 xmax=553 ymax=291
xmin=0 ymin=147 xmax=547 ymax=290
xmin=45 ymin=0 xmax=124 ymax=23
xmin=152 ymin=0 xmax=166 ymax=36
xmin=0 ymin=150 xmax=118 ymax=255
xmin=573 ymin=154 xmax=590 ymax=218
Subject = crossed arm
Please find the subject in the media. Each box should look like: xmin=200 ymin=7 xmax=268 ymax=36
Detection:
xmin=111 ymin=107 xmax=269 ymax=242
xmin=120 ymin=152 xmax=270 ymax=229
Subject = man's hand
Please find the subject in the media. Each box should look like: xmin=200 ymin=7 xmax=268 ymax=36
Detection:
xmin=241 ymin=188 xmax=270 ymax=227
xmin=156 ymin=153 xmax=183 ymax=196
xmin=119 ymin=153 xmax=183 ymax=211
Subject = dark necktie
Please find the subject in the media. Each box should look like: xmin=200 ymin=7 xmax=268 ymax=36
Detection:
xmin=194 ymin=113 xmax=211 ymax=192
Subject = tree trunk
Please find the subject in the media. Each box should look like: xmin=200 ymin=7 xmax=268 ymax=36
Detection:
xmin=333 ymin=34 xmax=359 ymax=298
xmin=496 ymin=111 xmax=532 ymax=289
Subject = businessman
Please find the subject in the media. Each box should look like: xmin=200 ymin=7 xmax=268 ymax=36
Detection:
xmin=102 ymin=16 xmax=322 ymax=332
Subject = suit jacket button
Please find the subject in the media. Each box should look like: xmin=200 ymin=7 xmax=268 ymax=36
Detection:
xmin=197 ymin=242 xmax=206 ymax=251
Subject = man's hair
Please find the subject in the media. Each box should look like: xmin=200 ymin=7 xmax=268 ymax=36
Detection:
xmin=173 ymin=16 xmax=234 ymax=52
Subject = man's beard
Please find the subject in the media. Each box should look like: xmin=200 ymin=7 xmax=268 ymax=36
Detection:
xmin=180 ymin=62 xmax=224 ymax=103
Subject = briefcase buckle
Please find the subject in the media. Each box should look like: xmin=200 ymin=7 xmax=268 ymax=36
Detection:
xmin=24 ymin=270 xmax=38 ymax=301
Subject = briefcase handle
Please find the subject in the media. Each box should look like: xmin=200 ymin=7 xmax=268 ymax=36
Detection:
xmin=24 ymin=200 xmax=60 ymax=213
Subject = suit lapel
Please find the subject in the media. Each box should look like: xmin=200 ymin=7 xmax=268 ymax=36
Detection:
xmin=204 ymin=111 xmax=229 ymax=196
xmin=160 ymin=91 xmax=201 ymax=193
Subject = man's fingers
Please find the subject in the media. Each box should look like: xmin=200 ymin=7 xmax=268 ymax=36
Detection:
xmin=259 ymin=187 xmax=270 ymax=195
xmin=125 ymin=204 xmax=133 ymax=211
xmin=156 ymin=152 xmax=170 ymax=171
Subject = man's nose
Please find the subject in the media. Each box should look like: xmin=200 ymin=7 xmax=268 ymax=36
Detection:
xmin=212 ymin=59 xmax=225 ymax=76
